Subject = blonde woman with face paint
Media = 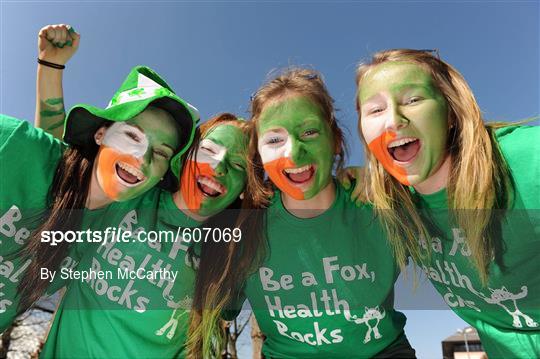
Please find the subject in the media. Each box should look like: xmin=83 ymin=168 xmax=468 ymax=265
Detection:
xmin=0 ymin=27 xmax=198 ymax=336
xmin=354 ymin=49 xmax=539 ymax=358
xmin=188 ymin=68 xmax=416 ymax=359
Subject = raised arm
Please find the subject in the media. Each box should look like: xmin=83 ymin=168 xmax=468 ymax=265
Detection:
xmin=35 ymin=24 xmax=80 ymax=139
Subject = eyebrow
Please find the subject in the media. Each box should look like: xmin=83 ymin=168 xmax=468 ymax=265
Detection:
xmin=297 ymin=118 xmax=320 ymax=128
xmin=126 ymin=123 xmax=146 ymax=133
xmin=161 ymin=143 xmax=175 ymax=153
xmin=393 ymin=82 xmax=433 ymax=94
xmin=362 ymin=83 xmax=433 ymax=104
xmin=202 ymin=137 xmax=227 ymax=149
xmin=260 ymin=129 xmax=286 ymax=138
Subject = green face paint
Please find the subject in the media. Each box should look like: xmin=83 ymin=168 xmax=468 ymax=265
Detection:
xmin=358 ymin=62 xmax=449 ymax=187
xmin=40 ymin=97 xmax=66 ymax=131
xmin=95 ymin=107 xmax=180 ymax=201
xmin=180 ymin=124 xmax=248 ymax=217
xmin=257 ymin=96 xmax=334 ymax=200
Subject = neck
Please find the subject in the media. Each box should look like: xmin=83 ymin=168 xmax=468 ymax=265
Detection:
xmin=414 ymin=155 xmax=451 ymax=195
xmin=173 ymin=191 xmax=207 ymax=223
xmin=87 ymin=168 xmax=113 ymax=210
xmin=281 ymin=180 xmax=336 ymax=219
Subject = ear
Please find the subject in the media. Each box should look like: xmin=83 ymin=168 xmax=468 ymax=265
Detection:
xmin=94 ymin=126 xmax=107 ymax=146
xmin=239 ymin=192 xmax=244 ymax=200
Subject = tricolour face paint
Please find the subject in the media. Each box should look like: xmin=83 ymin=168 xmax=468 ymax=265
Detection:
xmin=180 ymin=124 xmax=247 ymax=217
xmin=358 ymin=62 xmax=449 ymax=187
xmin=97 ymin=122 xmax=148 ymax=199
xmin=257 ymin=96 xmax=334 ymax=200
xmin=94 ymin=107 xmax=180 ymax=201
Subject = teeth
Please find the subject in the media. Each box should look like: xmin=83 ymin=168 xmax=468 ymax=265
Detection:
xmin=197 ymin=176 xmax=224 ymax=194
xmin=118 ymin=162 xmax=144 ymax=181
xmin=284 ymin=165 xmax=312 ymax=174
xmin=388 ymin=137 xmax=417 ymax=148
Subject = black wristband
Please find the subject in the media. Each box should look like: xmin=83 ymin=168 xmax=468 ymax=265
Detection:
xmin=37 ymin=58 xmax=65 ymax=70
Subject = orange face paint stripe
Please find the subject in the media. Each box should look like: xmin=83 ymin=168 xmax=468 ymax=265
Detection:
xmin=97 ymin=146 xmax=143 ymax=200
xmin=367 ymin=131 xmax=410 ymax=186
xmin=180 ymin=160 xmax=216 ymax=212
xmin=263 ymin=157 xmax=304 ymax=200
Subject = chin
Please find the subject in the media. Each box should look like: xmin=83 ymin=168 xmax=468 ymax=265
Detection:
xmin=198 ymin=207 xmax=218 ymax=218
xmin=114 ymin=185 xmax=148 ymax=202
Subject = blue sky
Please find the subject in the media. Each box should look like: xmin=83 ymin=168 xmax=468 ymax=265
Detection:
xmin=1 ymin=1 xmax=538 ymax=358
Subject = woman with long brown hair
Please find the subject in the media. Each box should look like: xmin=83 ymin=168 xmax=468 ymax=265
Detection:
xmin=188 ymin=67 xmax=416 ymax=358
xmin=354 ymin=49 xmax=539 ymax=357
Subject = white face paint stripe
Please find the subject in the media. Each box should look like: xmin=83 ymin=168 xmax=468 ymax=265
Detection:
xmin=196 ymin=139 xmax=227 ymax=169
xmin=258 ymin=132 xmax=292 ymax=164
xmin=102 ymin=122 xmax=149 ymax=158
xmin=361 ymin=112 xmax=390 ymax=145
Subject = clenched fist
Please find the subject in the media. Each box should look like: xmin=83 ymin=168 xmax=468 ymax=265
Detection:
xmin=38 ymin=24 xmax=80 ymax=66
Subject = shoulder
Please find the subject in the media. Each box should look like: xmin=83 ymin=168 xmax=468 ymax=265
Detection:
xmin=0 ymin=114 xmax=66 ymax=159
xmin=495 ymin=125 xmax=539 ymax=154
xmin=494 ymin=125 xmax=540 ymax=207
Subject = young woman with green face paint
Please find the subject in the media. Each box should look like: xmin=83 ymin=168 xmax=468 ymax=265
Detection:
xmin=178 ymin=113 xmax=248 ymax=220
xmin=188 ymin=68 xmax=416 ymax=359
xmin=355 ymin=49 xmax=539 ymax=358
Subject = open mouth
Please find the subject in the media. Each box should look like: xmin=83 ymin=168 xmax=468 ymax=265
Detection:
xmin=197 ymin=175 xmax=226 ymax=198
xmin=387 ymin=137 xmax=421 ymax=163
xmin=282 ymin=164 xmax=315 ymax=184
xmin=115 ymin=162 xmax=145 ymax=186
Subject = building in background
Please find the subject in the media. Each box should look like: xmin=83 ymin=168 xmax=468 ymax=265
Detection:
xmin=442 ymin=327 xmax=486 ymax=359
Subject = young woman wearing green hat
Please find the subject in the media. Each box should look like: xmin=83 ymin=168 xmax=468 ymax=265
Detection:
xmin=0 ymin=24 xmax=198 ymax=335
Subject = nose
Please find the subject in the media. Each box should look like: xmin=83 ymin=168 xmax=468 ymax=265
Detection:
xmin=290 ymin=137 xmax=307 ymax=162
xmin=215 ymin=161 xmax=228 ymax=177
xmin=143 ymin=148 xmax=153 ymax=164
xmin=385 ymin=104 xmax=409 ymax=131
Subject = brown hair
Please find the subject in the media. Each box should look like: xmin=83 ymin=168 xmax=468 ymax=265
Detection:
xmin=355 ymin=49 xmax=513 ymax=284
xmin=187 ymin=67 xmax=347 ymax=358
xmin=18 ymin=143 xmax=99 ymax=311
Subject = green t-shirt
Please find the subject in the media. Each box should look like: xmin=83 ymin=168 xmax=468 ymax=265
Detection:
xmin=41 ymin=188 xmax=200 ymax=359
xmin=0 ymin=115 xmax=65 ymax=330
xmin=0 ymin=115 xmax=122 ymax=332
xmin=242 ymin=182 xmax=408 ymax=358
xmin=415 ymin=126 xmax=540 ymax=358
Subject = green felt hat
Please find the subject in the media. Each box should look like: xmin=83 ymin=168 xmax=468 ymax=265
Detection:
xmin=64 ymin=65 xmax=200 ymax=190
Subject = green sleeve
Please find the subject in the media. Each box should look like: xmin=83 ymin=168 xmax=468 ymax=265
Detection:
xmin=495 ymin=125 xmax=540 ymax=209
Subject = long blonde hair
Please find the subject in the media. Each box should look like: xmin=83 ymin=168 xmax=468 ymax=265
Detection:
xmin=355 ymin=49 xmax=513 ymax=284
